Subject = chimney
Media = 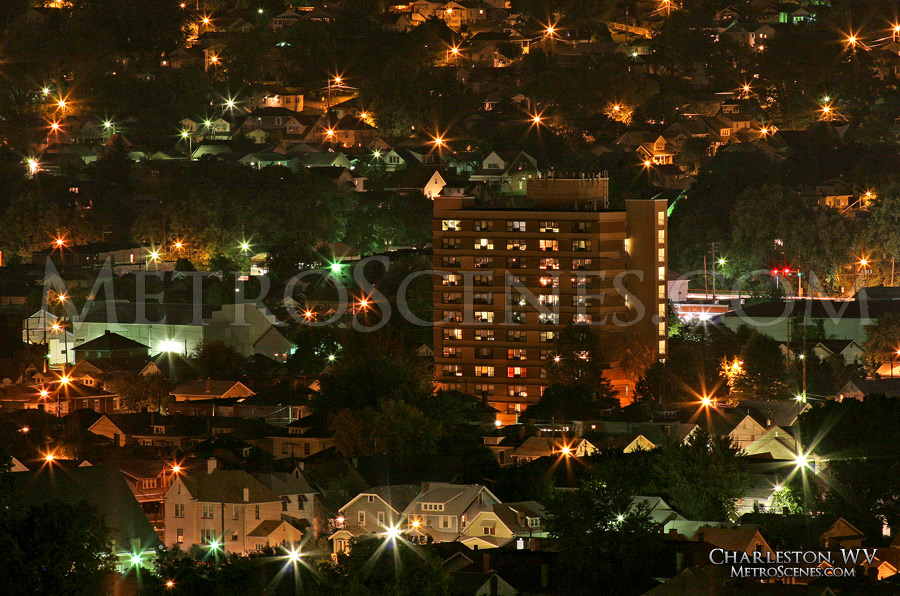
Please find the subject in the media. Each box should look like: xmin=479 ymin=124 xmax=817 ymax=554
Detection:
xmin=697 ymin=529 xmax=705 ymax=543
xmin=243 ymin=487 xmax=250 ymax=502
xmin=482 ymin=552 xmax=491 ymax=574
xmin=421 ymin=482 xmax=430 ymax=494
xmin=207 ymin=457 xmax=217 ymax=474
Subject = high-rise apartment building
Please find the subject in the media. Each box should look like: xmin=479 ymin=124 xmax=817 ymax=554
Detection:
xmin=433 ymin=177 xmax=667 ymax=422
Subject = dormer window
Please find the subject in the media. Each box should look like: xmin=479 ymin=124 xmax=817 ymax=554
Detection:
xmin=421 ymin=502 xmax=444 ymax=511
xmin=152 ymin=425 xmax=166 ymax=435
xmin=528 ymin=517 xmax=541 ymax=527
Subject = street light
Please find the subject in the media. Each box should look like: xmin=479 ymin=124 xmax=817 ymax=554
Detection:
xmin=180 ymin=129 xmax=192 ymax=159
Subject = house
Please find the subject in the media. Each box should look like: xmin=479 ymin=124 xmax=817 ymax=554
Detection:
xmin=629 ymin=496 xmax=686 ymax=529
xmin=468 ymin=151 xmax=538 ymax=193
xmin=636 ymin=136 xmax=676 ymax=165
xmin=249 ymin=84 xmax=305 ymax=112
xmin=237 ymin=152 xmax=302 ymax=170
xmin=460 ymin=501 xmax=546 ymax=549
xmin=307 ymin=166 xmax=366 ymax=192
xmin=302 ymin=151 xmax=353 ymax=169
xmin=268 ymin=415 xmax=336 ymax=459
xmin=385 ymin=166 xmax=447 ymax=198
xmin=73 ymin=330 xmax=150 ymax=362
xmin=271 ymin=8 xmax=305 ymax=29
xmin=164 ymin=459 xmax=303 ymax=553
xmin=330 ymin=484 xmax=421 ymax=553
xmin=170 ymin=379 xmax=254 ymax=402
xmin=699 ymin=411 xmax=767 ymax=451
xmin=735 ymin=473 xmax=781 ymax=515
xmin=509 ymin=436 xmax=598 ymax=463
xmin=696 ymin=526 xmax=774 ymax=559
xmin=6 ymin=464 xmax=161 ymax=572
xmin=253 ymin=470 xmax=321 ymax=537
xmin=820 ymin=518 xmax=865 ymax=549
xmin=402 ymin=483 xmax=502 ymax=543
xmin=140 ymin=352 xmax=199 ymax=384
xmin=837 ymin=378 xmax=900 ymax=401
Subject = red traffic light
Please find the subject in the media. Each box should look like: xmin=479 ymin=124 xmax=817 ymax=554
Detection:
xmin=772 ymin=269 xmax=778 ymax=276
xmin=784 ymin=268 xmax=791 ymax=274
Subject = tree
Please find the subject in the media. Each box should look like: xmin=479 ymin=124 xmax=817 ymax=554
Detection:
xmin=725 ymin=331 xmax=790 ymax=400
xmin=545 ymin=324 xmax=613 ymax=392
xmin=652 ymin=430 xmax=747 ymax=521
xmin=633 ymin=360 xmax=682 ymax=404
xmin=330 ymin=400 xmax=441 ymax=463
xmin=107 ymin=373 xmax=172 ymax=413
xmin=545 ymin=478 xmax=664 ymax=596
xmin=314 ymin=337 xmax=431 ymax=414
xmin=191 ymin=341 xmax=248 ymax=378
xmin=524 ymin=383 xmax=617 ymax=421
xmin=0 ymin=501 xmax=115 ymax=596
xmin=321 ymin=536 xmax=449 ymax=596
xmin=863 ymin=313 xmax=900 ymax=373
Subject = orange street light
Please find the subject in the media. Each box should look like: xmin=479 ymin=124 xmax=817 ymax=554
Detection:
xmin=333 ymin=75 xmax=342 ymax=85
xmin=40 ymin=389 xmax=49 ymax=398
xmin=44 ymin=453 xmax=55 ymax=462
xmin=171 ymin=464 xmax=182 ymax=473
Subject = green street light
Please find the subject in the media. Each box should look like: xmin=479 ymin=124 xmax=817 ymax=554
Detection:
xmin=330 ymin=262 xmax=343 ymax=274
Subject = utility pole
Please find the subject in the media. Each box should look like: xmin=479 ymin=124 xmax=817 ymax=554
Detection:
xmin=703 ymin=255 xmax=709 ymax=299
xmin=802 ymin=303 xmax=807 ymax=401
xmin=709 ymin=242 xmax=718 ymax=300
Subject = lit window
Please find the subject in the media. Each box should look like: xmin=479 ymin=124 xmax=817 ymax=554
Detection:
xmin=443 ymin=328 xmax=463 ymax=340
xmin=474 ymin=238 xmax=494 ymax=250
xmin=475 ymin=366 xmax=494 ymax=377
xmin=441 ymin=220 xmax=461 ymax=231
xmin=475 ymin=330 xmax=495 ymax=341
xmin=507 ymin=240 xmax=526 ymax=251
xmin=507 ymin=220 xmax=526 ymax=232
xmin=539 ymin=239 xmax=558 ymax=251
xmin=508 ymin=367 xmax=527 ymax=378
xmin=540 ymin=258 xmax=559 ymax=270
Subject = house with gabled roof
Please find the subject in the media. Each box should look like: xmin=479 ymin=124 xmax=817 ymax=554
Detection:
xmin=164 ymin=459 xmax=303 ymax=553
xmin=253 ymin=469 xmax=321 ymax=536
xmin=330 ymin=484 xmax=421 ymax=553
xmin=385 ymin=165 xmax=447 ymax=198
xmin=696 ymin=526 xmax=774 ymax=559
xmin=403 ymin=483 xmax=502 ymax=543
xmin=460 ymin=501 xmax=546 ymax=549
xmin=636 ymin=136 xmax=676 ymax=165
xmin=468 ymin=150 xmax=538 ymax=193
xmin=171 ymin=379 xmax=254 ymax=402
xmin=509 ymin=436 xmax=598 ymax=463
xmin=73 ymin=330 xmax=150 ymax=362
